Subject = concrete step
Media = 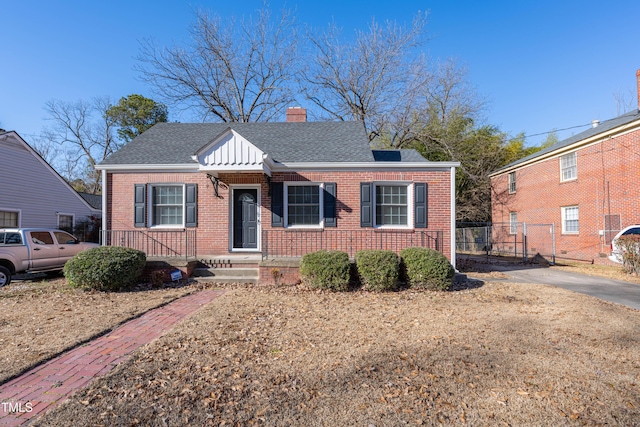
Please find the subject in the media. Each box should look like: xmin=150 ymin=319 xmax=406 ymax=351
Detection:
xmin=192 ymin=267 xmax=259 ymax=284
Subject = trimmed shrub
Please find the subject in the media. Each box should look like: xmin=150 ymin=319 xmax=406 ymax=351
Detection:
xmin=355 ymin=250 xmax=399 ymax=291
xmin=299 ymin=250 xmax=350 ymax=291
xmin=64 ymin=246 xmax=146 ymax=291
xmin=400 ymin=247 xmax=454 ymax=291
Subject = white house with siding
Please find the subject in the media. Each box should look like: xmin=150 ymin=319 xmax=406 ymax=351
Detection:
xmin=0 ymin=130 xmax=100 ymax=231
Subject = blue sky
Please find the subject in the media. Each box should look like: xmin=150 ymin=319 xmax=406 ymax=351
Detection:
xmin=1 ymin=0 xmax=639 ymax=146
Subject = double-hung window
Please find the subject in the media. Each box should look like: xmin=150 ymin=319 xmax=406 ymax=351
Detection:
xmin=58 ymin=214 xmax=74 ymax=233
xmin=560 ymin=152 xmax=577 ymax=182
xmin=509 ymin=212 xmax=517 ymax=234
xmin=375 ymin=184 xmax=409 ymax=227
xmin=286 ymin=184 xmax=321 ymax=226
xmin=562 ymin=206 xmax=579 ymax=234
xmin=508 ymin=172 xmax=516 ymax=193
xmin=0 ymin=210 xmax=19 ymax=227
xmin=152 ymin=185 xmax=184 ymax=226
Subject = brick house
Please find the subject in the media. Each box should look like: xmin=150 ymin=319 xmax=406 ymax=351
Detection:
xmin=490 ymin=71 xmax=640 ymax=264
xmin=96 ymin=108 xmax=459 ymax=281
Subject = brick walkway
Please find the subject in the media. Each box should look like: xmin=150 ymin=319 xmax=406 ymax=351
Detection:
xmin=0 ymin=289 xmax=226 ymax=426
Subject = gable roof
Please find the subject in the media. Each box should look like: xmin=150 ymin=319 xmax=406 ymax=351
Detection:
xmin=0 ymin=131 xmax=100 ymax=213
xmin=492 ymin=109 xmax=640 ymax=175
xmin=100 ymin=121 xmax=376 ymax=166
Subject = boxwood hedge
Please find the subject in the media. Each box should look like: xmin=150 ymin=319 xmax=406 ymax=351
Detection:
xmin=299 ymin=250 xmax=350 ymax=291
xmin=64 ymin=246 xmax=146 ymax=291
xmin=355 ymin=250 xmax=399 ymax=291
xmin=400 ymin=247 xmax=454 ymax=291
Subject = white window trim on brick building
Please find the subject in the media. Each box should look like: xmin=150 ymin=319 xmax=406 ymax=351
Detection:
xmin=560 ymin=152 xmax=577 ymax=182
xmin=508 ymin=172 xmax=516 ymax=194
xmin=284 ymin=182 xmax=324 ymax=228
xmin=509 ymin=212 xmax=517 ymax=234
xmin=561 ymin=206 xmax=579 ymax=234
xmin=150 ymin=184 xmax=185 ymax=228
xmin=373 ymin=182 xmax=413 ymax=229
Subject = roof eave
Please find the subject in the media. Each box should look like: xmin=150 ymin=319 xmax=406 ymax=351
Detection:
xmin=489 ymin=117 xmax=640 ymax=177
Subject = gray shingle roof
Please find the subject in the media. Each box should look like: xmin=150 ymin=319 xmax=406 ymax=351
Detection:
xmin=494 ymin=109 xmax=640 ymax=174
xmin=78 ymin=192 xmax=102 ymax=210
xmin=101 ymin=121 xmax=377 ymax=165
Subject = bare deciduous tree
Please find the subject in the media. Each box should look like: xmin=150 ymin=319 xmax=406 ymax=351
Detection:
xmin=43 ymin=97 xmax=117 ymax=193
xmin=136 ymin=7 xmax=299 ymax=123
xmin=302 ymin=14 xmax=431 ymax=143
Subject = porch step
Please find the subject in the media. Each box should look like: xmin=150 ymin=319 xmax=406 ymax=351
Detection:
xmin=192 ymin=267 xmax=259 ymax=284
xmin=197 ymin=254 xmax=261 ymax=269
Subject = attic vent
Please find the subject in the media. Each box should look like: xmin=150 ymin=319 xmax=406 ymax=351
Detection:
xmin=591 ymin=120 xmax=600 ymax=128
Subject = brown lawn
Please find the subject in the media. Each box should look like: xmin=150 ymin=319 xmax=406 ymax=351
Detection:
xmin=0 ymin=276 xmax=198 ymax=384
xmin=33 ymin=279 xmax=640 ymax=426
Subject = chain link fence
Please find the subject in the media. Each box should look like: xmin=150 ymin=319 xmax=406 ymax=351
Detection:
xmin=456 ymin=222 xmax=556 ymax=263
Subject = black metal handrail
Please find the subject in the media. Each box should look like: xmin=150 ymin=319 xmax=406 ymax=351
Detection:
xmin=102 ymin=229 xmax=197 ymax=260
xmin=261 ymin=229 xmax=443 ymax=260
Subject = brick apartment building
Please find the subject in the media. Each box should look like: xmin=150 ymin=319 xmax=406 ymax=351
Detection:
xmin=490 ymin=70 xmax=640 ymax=263
xmin=96 ymin=108 xmax=459 ymax=278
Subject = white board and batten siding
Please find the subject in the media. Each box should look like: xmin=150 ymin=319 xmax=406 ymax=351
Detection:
xmin=196 ymin=130 xmax=268 ymax=173
xmin=0 ymin=132 xmax=99 ymax=228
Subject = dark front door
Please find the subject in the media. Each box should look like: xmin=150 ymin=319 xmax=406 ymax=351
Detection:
xmin=233 ymin=189 xmax=258 ymax=249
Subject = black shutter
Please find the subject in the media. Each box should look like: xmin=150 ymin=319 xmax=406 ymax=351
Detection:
xmin=271 ymin=182 xmax=284 ymax=227
xmin=324 ymin=183 xmax=337 ymax=227
xmin=185 ymin=184 xmax=197 ymax=227
xmin=360 ymin=182 xmax=373 ymax=227
xmin=134 ymin=184 xmax=146 ymax=227
xmin=414 ymin=183 xmax=428 ymax=228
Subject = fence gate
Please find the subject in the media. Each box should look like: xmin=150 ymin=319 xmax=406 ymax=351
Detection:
xmin=456 ymin=222 xmax=556 ymax=264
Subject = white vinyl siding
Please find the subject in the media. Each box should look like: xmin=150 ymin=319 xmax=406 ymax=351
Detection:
xmin=562 ymin=206 xmax=579 ymax=234
xmin=560 ymin=152 xmax=577 ymax=182
xmin=0 ymin=134 xmax=99 ymax=228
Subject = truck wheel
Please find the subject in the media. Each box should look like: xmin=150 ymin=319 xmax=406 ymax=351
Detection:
xmin=0 ymin=266 xmax=11 ymax=287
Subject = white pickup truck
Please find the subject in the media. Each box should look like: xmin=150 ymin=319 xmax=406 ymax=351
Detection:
xmin=0 ymin=228 xmax=99 ymax=286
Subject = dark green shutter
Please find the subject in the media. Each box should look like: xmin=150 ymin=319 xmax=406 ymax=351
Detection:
xmin=271 ymin=182 xmax=284 ymax=227
xmin=414 ymin=183 xmax=428 ymax=228
xmin=360 ymin=182 xmax=373 ymax=227
xmin=323 ymin=183 xmax=337 ymax=227
xmin=185 ymin=184 xmax=197 ymax=227
xmin=134 ymin=184 xmax=146 ymax=227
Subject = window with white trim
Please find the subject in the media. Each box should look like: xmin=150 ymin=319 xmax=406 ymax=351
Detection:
xmin=58 ymin=214 xmax=74 ymax=233
xmin=560 ymin=152 xmax=577 ymax=182
xmin=508 ymin=172 xmax=516 ymax=193
xmin=0 ymin=210 xmax=19 ymax=227
xmin=509 ymin=212 xmax=517 ymax=234
xmin=285 ymin=184 xmax=322 ymax=226
xmin=151 ymin=185 xmax=184 ymax=226
xmin=375 ymin=184 xmax=410 ymax=227
xmin=562 ymin=206 xmax=579 ymax=234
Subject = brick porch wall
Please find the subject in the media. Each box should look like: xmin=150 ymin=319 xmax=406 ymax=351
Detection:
xmin=491 ymin=125 xmax=640 ymax=263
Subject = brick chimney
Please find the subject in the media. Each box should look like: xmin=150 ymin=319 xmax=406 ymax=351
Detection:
xmin=286 ymin=107 xmax=307 ymax=122
xmin=637 ymin=69 xmax=640 ymax=111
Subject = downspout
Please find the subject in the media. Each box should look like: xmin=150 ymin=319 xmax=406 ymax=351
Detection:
xmin=101 ymin=169 xmax=107 ymax=246
xmin=450 ymin=166 xmax=456 ymax=269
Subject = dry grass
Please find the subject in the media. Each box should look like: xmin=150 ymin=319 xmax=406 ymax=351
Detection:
xmin=36 ymin=281 xmax=640 ymax=426
xmin=0 ymin=276 xmax=198 ymax=384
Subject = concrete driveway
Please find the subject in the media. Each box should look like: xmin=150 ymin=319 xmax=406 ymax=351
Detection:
xmin=472 ymin=264 xmax=640 ymax=311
